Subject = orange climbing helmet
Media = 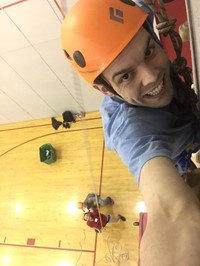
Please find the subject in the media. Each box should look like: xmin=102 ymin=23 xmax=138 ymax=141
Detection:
xmin=61 ymin=0 xmax=148 ymax=85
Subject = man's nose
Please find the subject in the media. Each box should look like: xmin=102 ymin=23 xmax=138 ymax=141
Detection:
xmin=139 ymin=64 xmax=158 ymax=87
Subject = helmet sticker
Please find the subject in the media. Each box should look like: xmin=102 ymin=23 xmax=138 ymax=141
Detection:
xmin=109 ymin=8 xmax=124 ymax=23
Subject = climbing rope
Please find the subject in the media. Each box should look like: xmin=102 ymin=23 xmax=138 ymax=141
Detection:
xmin=142 ymin=0 xmax=200 ymax=122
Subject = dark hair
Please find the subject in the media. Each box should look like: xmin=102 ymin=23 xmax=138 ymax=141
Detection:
xmin=94 ymin=75 xmax=120 ymax=96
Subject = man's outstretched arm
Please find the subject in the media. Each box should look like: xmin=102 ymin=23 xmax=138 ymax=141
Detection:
xmin=139 ymin=156 xmax=200 ymax=266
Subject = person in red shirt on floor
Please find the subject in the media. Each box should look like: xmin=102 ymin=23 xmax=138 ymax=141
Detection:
xmin=83 ymin=209 xmax=126 ymax=233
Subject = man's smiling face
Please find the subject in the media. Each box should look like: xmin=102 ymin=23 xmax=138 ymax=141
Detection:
xmin=102 ymin=27 xmax=174 ymax=108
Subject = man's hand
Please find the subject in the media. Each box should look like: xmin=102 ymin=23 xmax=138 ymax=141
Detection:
xmin=139 ymin=157 xmax=200 ymax=266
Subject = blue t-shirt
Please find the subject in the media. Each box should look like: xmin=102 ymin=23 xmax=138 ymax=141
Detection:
xmin=100 ymin=77 xmax=200 ymax=184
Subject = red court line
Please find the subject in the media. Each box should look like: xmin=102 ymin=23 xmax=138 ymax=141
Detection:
xmin=93 ymin=233 xmax=98 ymax=266
xmin=53 ymin=0 xmax=65 ymax=18
xmin=92 ymin=140 xmax=105 ymax=265
xmin=0 ymin=0 xmax=29 ymax=10
xmin=0 ymin=117 xmax=101 ymax=133
xmin=0 ymin=242 xmax=94 ymax=253
xmin=0 ymin=126 xmax=102 ymax=158
xmin=1 ymin=118 xmax=104 ymax=264
xmin=98 ymin=140 xmax=105 ymax=196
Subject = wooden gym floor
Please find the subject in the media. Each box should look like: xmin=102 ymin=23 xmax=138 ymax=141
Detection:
xmin=0 ymin=111 xmax=143 ymax=266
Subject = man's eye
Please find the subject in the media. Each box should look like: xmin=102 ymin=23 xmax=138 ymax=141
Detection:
xmin=145 ymin=47 xmax=154 ymax=58
xmin=121 ymin=73 xmax=130 ymax=81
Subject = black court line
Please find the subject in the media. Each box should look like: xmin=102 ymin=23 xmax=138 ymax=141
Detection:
xmin=0 ymin=126 xmax=103 ymax=158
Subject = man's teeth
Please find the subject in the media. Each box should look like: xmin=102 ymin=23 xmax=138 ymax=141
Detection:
xmin=147 ymin=80 xmax=163 ymax=96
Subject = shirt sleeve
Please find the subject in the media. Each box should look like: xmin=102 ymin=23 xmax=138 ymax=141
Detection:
xmin=104 ymin=103 xmax=173 ymax=184
xmin=101 ymin=94 xmax=196 ymax=185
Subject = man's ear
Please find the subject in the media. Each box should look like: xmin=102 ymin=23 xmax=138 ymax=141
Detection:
xmin=93 ymin=84 xmax=114 ymax=97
